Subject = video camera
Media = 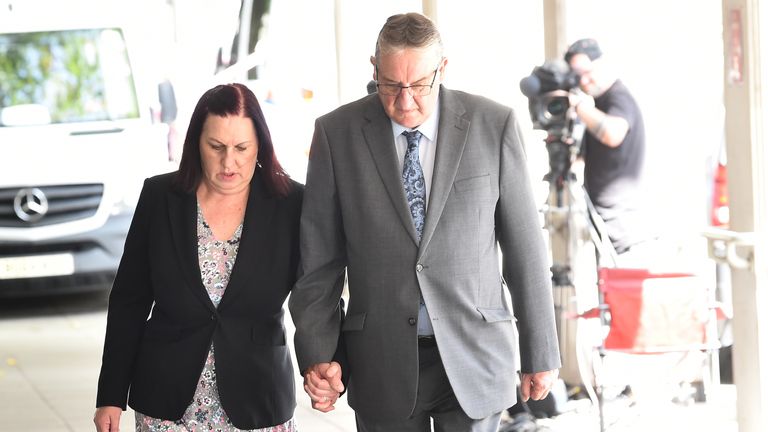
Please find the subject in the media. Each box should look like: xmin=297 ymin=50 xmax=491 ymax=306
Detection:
xmin=519 ymin=60 xmax=582 ymax=183
xmin=519 ymin=60 xmax=580 ymax=137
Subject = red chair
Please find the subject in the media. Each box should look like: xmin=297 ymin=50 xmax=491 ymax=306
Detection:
xmin=581 ymin=267 xmax=729 ymax=431
xmin=598 ymin=267 xmax=724 ymax=353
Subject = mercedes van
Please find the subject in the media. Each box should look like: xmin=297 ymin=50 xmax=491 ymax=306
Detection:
xmin=0 ymin=1 xmax=174 ymax=296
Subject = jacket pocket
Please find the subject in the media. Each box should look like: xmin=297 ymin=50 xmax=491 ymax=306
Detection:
xmin=341 ymin=312 xmax=366 ymax=331
xmin=454 ymin=174 xmax=490 ymax=193
xmin=476 ymin=307 xmax=514 ymax=323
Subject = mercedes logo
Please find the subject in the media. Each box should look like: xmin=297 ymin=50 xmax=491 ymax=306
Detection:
xmin=13 ymin=187 xmax=49 ymax=222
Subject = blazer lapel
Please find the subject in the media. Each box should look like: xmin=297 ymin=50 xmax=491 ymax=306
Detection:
xmin=167 ymin=188 xmax=216 ymax=312
xmin=419 ymin=88 xmax=470 ymax=255
xmin=217 ymin=174 xmax=276 ymax=310
xmin=362 ymin=99 xmax=421 ymax=244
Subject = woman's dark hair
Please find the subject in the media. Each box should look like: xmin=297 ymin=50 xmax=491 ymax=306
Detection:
xmin=174 ymin=83 xmax=291 ymax=197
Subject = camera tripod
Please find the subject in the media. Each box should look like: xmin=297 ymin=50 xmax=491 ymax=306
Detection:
xmin=539 ymin=132 xmax=618 ymax=412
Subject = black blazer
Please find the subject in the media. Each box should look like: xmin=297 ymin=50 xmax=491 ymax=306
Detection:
xmin=96 ymin=171 xmax=303 ymax=429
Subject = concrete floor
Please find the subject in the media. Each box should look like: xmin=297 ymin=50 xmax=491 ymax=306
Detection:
xmin=0 ymin=291 xmax=356 ymax=432
xmin=0 ymin=291 xmax=737 ymax=432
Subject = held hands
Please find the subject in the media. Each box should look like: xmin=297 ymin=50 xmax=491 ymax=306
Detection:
xmin=520 ymin=369 xmax=559 ymax=402
xmin=93 ymin=406 xmax=122 ymax=432
xmin=303 ymin=361 xmax=345 ymax=412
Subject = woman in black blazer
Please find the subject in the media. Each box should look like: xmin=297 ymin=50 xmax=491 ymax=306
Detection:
xmin=94 ymin=83 xmax=303 ymax=431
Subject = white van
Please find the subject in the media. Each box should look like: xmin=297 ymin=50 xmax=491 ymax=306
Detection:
xmin=0 ymin=1 xmax=174 ymax=296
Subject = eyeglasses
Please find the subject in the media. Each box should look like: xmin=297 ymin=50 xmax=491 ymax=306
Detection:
xmin=375 ymin=61 xmax=441 ymax=97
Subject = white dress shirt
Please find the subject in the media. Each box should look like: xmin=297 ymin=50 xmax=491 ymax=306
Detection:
xmin=391 ymin=100 xmax=440 ymax=208
xmin=390 ymin=100 xmax=440 ymax=336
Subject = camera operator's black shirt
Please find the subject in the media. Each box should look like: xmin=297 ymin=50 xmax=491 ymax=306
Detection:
xmin=581 ymin=80 xmax=648 ymax=254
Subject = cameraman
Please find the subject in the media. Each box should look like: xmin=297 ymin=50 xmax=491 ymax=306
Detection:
xmin=565 ymin=38 xmax=654 ymax=265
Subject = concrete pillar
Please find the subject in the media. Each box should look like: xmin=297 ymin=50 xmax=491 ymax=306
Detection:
xmin=721 ymin=1 xmax=768 ymax=430
xmin=543 ymin=0 xmax=568 ymax=60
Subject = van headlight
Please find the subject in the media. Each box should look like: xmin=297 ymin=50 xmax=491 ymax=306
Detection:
xmin=110 ymin=197 xmax=138 ymax=216
xmin=109 ymin=182 xmax=142 ymax=216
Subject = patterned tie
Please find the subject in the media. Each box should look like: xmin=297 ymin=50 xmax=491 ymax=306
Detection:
xmin=403 ymin=130 xmax=433 ymax=335
xmin=402 ymin=130 xmax=426 ymax=242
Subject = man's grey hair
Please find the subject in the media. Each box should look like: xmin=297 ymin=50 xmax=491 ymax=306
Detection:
xmin=374 ymin=13 xmax=443 ymax=61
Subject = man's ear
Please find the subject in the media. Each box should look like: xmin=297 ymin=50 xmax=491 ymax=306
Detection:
xmin=438 ymin=57 xmax=448 ymax=81
xmin=370 ymin=56 xmax=377 ymax=80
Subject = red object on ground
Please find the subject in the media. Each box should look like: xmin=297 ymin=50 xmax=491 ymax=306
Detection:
xmin=598 ymin=267 xmax=717 ymax=353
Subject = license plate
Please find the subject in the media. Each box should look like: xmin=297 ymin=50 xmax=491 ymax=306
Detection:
xmin=0 ymin=253 xmax=75 ymax=280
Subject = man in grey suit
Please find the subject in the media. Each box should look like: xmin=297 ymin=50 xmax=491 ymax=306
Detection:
xmin=289 ymin=12 xmax=560 ymax=432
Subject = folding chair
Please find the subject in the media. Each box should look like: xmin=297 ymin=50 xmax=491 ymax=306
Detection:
xmin=584 ymin=267 xmax=728 ymax=431
xmin=575 ymin=190 xmax=729 ymax=429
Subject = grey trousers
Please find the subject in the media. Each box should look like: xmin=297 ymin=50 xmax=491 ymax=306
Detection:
xmin=355 ymin=344 xmax=502 ymax=432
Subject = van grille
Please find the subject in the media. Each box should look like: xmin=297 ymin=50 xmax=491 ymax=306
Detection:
xmin=0 ymin=184 xmax=104 ymax=227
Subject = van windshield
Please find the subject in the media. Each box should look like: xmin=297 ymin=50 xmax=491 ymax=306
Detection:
xmin=0 ymin=28 xmax=139 ymax=126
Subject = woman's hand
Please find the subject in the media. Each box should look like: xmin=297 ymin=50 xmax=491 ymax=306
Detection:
xmin=303 ymin=361 xmax=344 ymax=412
xmin=94 ymin=406 xmax=122 ymax=432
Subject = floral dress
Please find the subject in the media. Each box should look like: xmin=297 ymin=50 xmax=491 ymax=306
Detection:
xmin=135 ymin=205 xmax=296 ymax=432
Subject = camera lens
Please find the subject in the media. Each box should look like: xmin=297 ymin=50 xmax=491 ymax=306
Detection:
xmin=547 ymin=98 xmax=568 ymax=117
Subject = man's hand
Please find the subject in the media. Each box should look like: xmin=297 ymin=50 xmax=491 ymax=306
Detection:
xmin=520 ymin=369 xmax=559 ymax=402
xmin=570 ymin=92 xmax=595 ymax=115
xmin=303 ymin=361 xmax=345 ymax=412
xmin=568 ymin=92 xmax=628 ymax=147
xmin=93 ymin=406 xmax=122 ymax=432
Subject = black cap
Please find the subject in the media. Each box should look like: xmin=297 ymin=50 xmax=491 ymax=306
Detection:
xmin=564 ymin=38 xmax=603 ymax=63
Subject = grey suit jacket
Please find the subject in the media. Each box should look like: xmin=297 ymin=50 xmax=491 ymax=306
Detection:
xmin=289 ymin=86 xmax=560 ymax=421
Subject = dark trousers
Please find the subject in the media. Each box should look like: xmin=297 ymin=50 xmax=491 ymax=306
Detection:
xmin=355 ymin=343 xmax=502 ymax=432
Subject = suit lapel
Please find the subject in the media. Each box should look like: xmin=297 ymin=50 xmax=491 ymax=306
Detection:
xmin=420 ymin=89 xmax=470 ymax=255
xmin=218 ymin=174 xmax=276 ymax=310
xmin=167 ymin=188 xmax=216 ymax=312
xmin=362 ymin=99 xmax=421 ymax=244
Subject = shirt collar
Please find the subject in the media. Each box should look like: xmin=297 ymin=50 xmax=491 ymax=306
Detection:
xmin=391 ymin=98 xmax=440 ymax=143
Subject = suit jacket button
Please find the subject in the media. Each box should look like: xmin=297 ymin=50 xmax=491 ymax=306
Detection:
xmin=408 ymin=317 xmax=417 ymax=326
xmin=416 ymin=264 xmax=424 ymax=272
xmin=210 ymin=314 xmax=216 ymax=320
